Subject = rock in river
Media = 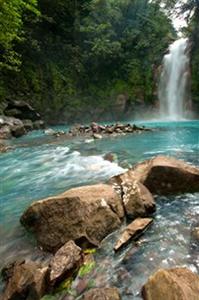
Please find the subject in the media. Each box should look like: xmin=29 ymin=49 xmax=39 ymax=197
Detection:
xmin=142 ymin=267 xmax=199 ymax=300
xmin=114 ymin=218 xmax=153 ymax=251
xmin=1 ymin=260 xmax=49 ymax=300
xmin=21 ymin=184 xmax=124 ymax=252
xmin=113 ymin=156 xmax=199 ymax=195
xmin=81 ymin=287 xmax=121 ymax=300
xmin=110 ymin=176 xmax=156 ymax=219
xmin=49 ymin=240 xmax=83 ymax=286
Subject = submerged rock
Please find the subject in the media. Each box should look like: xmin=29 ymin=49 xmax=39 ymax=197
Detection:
xmin=114 ymin=218 xmax=153 ymax=251
xmin=2 ymin=260 xmax=49 ymax=300
xmin=142 ymin=267 xmax=199 ymax=300
xmin=49 ymin=240 xmax=83 ymax=286
xmin=81 ymin=287 xmax=121 ymax=300
xmin=21 ymin=184 xmax=124 ymax=252
xmin=115 ymin=156 xmax=199 ymax=195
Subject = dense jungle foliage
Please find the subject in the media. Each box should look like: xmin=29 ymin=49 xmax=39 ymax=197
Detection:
xmin=0 ymin=0 xmax=198 ymax=122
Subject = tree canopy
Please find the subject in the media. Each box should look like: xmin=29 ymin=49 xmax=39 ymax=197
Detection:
xmin=0 ymin=0 xmax=198 ymax=122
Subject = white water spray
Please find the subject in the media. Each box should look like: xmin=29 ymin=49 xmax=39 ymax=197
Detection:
xmin=158 ymin=38 xmax=190 ymax=120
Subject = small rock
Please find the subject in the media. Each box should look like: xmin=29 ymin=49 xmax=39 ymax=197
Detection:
xmin=81 ymin=287 xmax=121 ymax=300
xmin=22 ymin=119 xmax=33 ymax=131
xmin=103 ymin=153 xmax=117 ymax=162
xmin=44 ymin=128 xmax=56 ymax=135
xmin=0 ymin=143 xmax=12 ymax=153
xmin=33 ymin=120 xmax=45 ymax=130
xmin=50 ymin=240 xmax=83 ymax=286
xmin=114 ymin=218 xmax=153 ymax=251
xmin=0 ymin=125 xmax=12 ymax=139
xmin=11 ymin=125 xmax=26 ymax=137
xmin=93 ymin=133 xmax=102 ymax=139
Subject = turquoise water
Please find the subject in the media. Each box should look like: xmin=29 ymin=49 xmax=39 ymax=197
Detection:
xmin=0 ymin=120 xmax=199 ymax=298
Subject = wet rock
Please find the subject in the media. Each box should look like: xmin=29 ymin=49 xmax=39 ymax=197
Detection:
xmin=104 ymin=153 xmax=117 ymax=163
xmin=93 ymin=133 xmax=102 ymax=139
xmin=23 ymin=120 xmax=34 ymax=131
xmin=122 ymin=181 xmax=156 ymax=219
xmin=142 ymin=267 xmax=199 ymax=300
xmin=0 ymin=125 xmax=12 ymax=139
xmin=11 ymin=124 xmax=26 ymax=137
xmin=44 ymin=128 xmax=55 ymax=135
xmin=0 ymin=143 xmax=13 ymax=153
xmin=21 ymin=184 xmax=124 ymax=252
xmin=2 ymin=260 xmax=49 ymax=300
xmin=115 ymin=156 xmax=199 ymax=195
xmin=81 ymin=287 xmax=121 ymax=300
xmin=114 ymin=218 xmax=153 ymax=251
xmin=0 ymin=116 xmax=26 ymax=139
xmin=1 ymin=260 xmax=25 ymax=282
xmin=33 ymin=120 xmax=45 ymax=129
xmin=50 ymin=240 xmax=83 ymax=286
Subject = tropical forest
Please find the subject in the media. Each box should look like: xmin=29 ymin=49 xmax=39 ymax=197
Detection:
xmin=0 ymin=1 xmax=199 ymax=300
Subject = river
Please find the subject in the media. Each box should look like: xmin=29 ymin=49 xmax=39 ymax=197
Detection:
xmin=0 ymin=120 xmax=198 ymax=299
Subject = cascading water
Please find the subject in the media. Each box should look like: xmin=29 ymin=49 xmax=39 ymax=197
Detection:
xmin=158 ymin=38 xmax=190 ymax=120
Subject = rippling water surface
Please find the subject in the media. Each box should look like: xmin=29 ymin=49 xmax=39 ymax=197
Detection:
xmin=0 ymin=120 xmax=199 ymax=298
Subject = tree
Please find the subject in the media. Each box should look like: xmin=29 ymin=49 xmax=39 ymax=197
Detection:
xmin=0 ymin=0 xmax=40 ymax=71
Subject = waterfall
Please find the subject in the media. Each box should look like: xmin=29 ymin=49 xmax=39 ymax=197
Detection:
xmin=158 ymin=38 xmax=190 ymax=120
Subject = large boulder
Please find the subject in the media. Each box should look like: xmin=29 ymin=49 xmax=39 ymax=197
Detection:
xmin=113 ymin=156 xmax=199 ymax=195
xmin=21 ymin=184 xmax=124 ymax=252
xmin=0 ymin=116 xmax=26 ymax=139
xmin=1 ymin=260 xmax=49 ymax=300
xmin=142 ymin=268 xmax=199 ymax=300
xmin=4 ymin=100 xmax=41 ymax=121
xmin=114 ymin=218 xmax=153 ymax=251
xmin=49 ymin=240 xmax=83 ymax=286
xmin=81 ymin=287 xmax=121 ymax=300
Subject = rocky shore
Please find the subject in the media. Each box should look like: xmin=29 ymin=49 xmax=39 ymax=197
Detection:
xmin=0 ymin=99 xmax=45 ymax=140
xmin=1 ymin=155 xmax=199 ymax=300
xmin=45 ymin=122 xmax=152 ymax=140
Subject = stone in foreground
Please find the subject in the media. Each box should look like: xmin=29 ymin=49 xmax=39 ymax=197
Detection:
xmin=110 ymin=177 xmax=156 ymax=219
xmin=21 ymin=184 xmax=124 ymax=252
xmin=2 ymin=261 xmax=49 ymax=300
xmin=114 ymin=218 xmax=153 ymax=251
xmin=50 ymin=240 xmax=83 ymax=286
xmin=81 ymin=287 xmax=121 ymax=300
xmin=142 ymin=268 xmax=199 ymax=300
xmin=114 ymin=156 xmax=199 ymax=195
